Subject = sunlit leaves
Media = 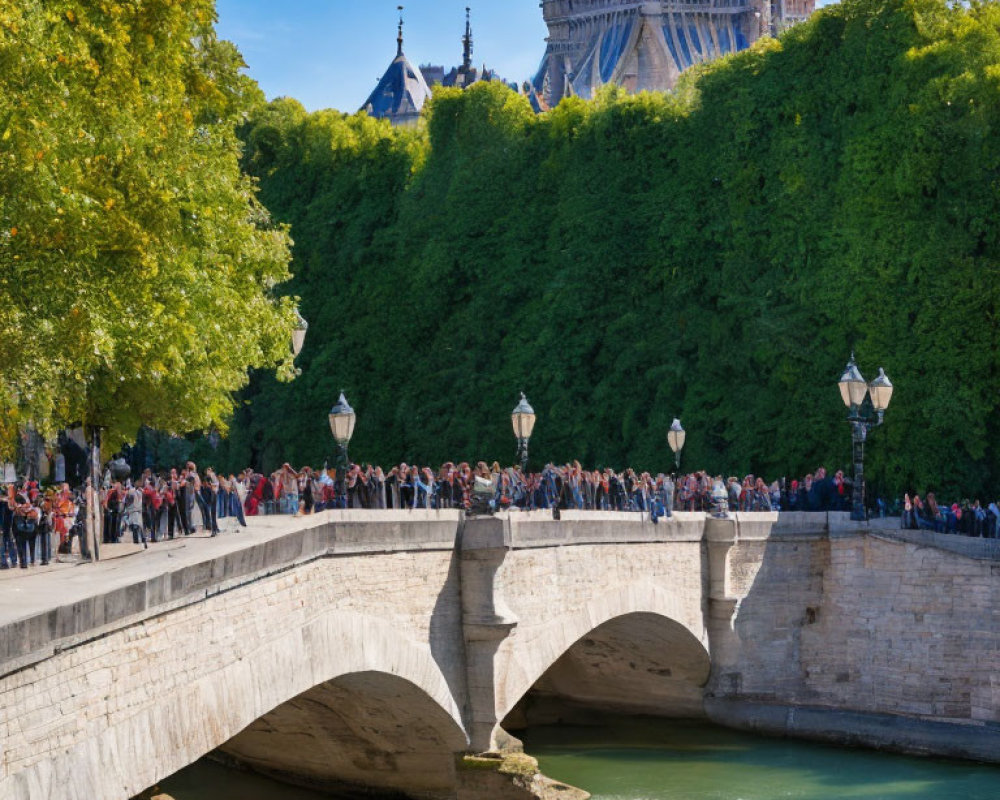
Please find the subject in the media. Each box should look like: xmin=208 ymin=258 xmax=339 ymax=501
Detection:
xmin=0 ymin=0 xmax=295 ymax=454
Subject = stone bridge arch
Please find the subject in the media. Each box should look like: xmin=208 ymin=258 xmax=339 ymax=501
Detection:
xmin=1 ymin=556 xmax=469 ymax=800
xmin=495 ymin=582 xmax=711 ymax=730
xmin=216 ymin=666 xmax=469 ymax=797
xmin=459 ymin=514 xmax=714 ymax=751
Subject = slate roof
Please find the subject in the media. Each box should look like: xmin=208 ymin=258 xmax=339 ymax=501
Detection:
xmin=361 ymin=44 xmax=432 ymax=125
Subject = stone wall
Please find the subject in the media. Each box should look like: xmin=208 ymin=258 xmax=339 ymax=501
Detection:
xmin=0 ymin=546 xmax=467 ymax=800
xmin=706 ymin=513 xmax=1000 ymax=760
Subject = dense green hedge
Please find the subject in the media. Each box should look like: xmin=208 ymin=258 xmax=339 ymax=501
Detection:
xmin=218 ymin=0 xmax=1000 ymax=499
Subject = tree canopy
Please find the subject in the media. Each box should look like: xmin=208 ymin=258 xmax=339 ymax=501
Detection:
xmin=0 ymin=0 xmax=296 ymax=452
xmin=225 ymin=0 xmax=1000 ymax=499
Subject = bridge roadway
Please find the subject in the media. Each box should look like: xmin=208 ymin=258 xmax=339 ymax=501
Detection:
xmin=0 ymin=510 xmax=997 ymax=800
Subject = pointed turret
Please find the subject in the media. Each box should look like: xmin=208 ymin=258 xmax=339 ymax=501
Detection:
xmin=360 ymin=5 xmax=432 ymax=127
xmin=450 ymin=7 xmax=482 ymax=89
xmin=462 ymin=7 xmax=473 ymax=73
xmin=396 ymin=4 xmax=404 ymax=55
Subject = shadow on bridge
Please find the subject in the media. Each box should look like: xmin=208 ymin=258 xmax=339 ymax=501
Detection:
xmin=501 ymin=611 xmax=712 ymax=733
xmin=216 ymin=670 xmax=467 ymax=798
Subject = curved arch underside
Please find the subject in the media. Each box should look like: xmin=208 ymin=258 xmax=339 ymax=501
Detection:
xmin=219 ymin=671 xmax=467 ymax=798
xmin=503 ymin=612 xmax=711 ymax=730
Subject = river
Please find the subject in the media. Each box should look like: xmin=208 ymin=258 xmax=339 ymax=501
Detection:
xmin=159 ymin=718 xmax=1000 ymax=799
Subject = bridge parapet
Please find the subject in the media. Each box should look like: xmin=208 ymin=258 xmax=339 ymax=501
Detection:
xmin=0 ymin=511 xmax=462 ymax=678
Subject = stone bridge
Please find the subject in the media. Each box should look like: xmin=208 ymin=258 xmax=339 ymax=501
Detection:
xmin=0 ymin=510 xmax=997 ymax=800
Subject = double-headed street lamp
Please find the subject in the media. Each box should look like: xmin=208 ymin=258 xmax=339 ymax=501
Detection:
xmin=329 ymin=392 xmax=357 ymax=508
xmin=838 ymin=354 xmax=894 ymax=521
xmin=668 ymin=418 xmax=686 ymax=470
xmin=511 ymin=392 xmax=536 ymax=472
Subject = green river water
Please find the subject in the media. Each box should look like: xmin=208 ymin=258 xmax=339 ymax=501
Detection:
xmin=159 ymin=718 xmax=1000 ymax=800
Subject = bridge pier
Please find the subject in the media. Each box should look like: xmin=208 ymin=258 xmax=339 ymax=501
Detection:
xmin=460 ymin=517 xmax=520 ymax=753
xmin=704 ymin=515 xmax=742 ymax=681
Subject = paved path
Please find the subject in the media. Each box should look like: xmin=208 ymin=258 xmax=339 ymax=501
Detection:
xmin=0 ymin=513 xmax=325 ymax=630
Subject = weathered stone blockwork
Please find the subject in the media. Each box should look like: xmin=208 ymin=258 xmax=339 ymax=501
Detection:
xmin=0 ymin=543 xmax=466 ymax=800
xmin=706 ymin=514 xmax=1000 ymax=759
xmin=0 ymin=510 xmax=996 ymax=800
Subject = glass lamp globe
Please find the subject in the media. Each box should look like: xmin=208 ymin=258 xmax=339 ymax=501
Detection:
xmin=328 ymin=392 xmax=356 ymax=445
xmin=869 ymin=368 xmax=894 ymax=412
xmin=668 ymin=418 xmax=686 ymax=454
xmin=511 ymin=392 xmax=536 ymax=440
xmin=838 ymin=355 xmax=868 ymax=407
xmin=292 ymin=309 xmax=308 ymax=357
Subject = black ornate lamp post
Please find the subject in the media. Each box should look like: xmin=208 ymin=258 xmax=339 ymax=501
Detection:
xmin=291 ymin=309 xmax=308 ymax=358
xmin=511 ymin=393 xmax=536 ymax=472
xmin=328 ymin=392 xmax=356 ymax=508
xmin=667 ymin=418 xmax=686 ymax=470
xmin=838 ymin=354 xmax=894 ymax=521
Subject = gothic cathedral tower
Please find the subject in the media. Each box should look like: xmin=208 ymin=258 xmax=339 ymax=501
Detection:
xmin=535 ymin=0 xmax=815 ymax=106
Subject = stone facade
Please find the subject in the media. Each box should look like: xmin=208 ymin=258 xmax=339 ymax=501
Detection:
xmin=705 ymin=514 xmax=1000 ymax=760
xmin=0 ymin=514 xmax=469 ymax=800
xmin=0 ymin=510 xmax=997 ymax=800
xmin=534 ymin=0 xmax=816 ymax=105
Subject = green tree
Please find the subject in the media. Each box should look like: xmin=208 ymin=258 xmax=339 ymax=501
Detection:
xmin=0 ymin=0 xmax=296 ymax=454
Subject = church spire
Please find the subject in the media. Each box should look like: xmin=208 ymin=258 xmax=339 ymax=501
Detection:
xmin=462 ymin=7 xmax=473 ymax=72
xmin=397 ymin=5 xmax=404 ymax=55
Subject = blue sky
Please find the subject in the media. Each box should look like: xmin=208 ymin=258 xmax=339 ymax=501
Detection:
xmin=215 ymin=1 xmax=548 ymax=113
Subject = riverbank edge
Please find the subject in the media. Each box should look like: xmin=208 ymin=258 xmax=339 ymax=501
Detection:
xmin=705 ymin=697 xmax=1000 ymax=763
xmin=165 ymin=747 xmax=592 ymax=800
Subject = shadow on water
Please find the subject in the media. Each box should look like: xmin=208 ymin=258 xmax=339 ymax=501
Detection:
xmin=520 ymin=716 xmax=1000 ymax=800
xmin=159 ymin=758 xmax=331 ymax=799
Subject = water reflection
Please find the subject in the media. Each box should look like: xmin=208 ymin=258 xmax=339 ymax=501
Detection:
xmin=160 ymin=717 xmax=1000 ymax=800
xmin=522 ymin=717 xmax=1000 ymax=800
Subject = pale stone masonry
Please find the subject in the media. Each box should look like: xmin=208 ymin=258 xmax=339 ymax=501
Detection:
xmin=0 ymin=510 xmax=996 ymax=800
xmin=535 ymin=0 xmax=817 ymax=105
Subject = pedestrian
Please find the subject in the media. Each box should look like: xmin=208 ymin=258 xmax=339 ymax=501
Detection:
xmin=12 ymin=492 xmax=40 ymax=569
xmin=123 ymin=482 xmax=147 ymax=549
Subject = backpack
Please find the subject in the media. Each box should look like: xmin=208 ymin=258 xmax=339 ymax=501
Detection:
xmin=15 ymin=514 xmax=37 ymax=536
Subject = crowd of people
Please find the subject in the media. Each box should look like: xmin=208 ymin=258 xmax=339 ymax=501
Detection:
xmin=901 ymin=492 xmax=1000 ymax=538
xmin=2 ymin=459 xmax=995 ymax=570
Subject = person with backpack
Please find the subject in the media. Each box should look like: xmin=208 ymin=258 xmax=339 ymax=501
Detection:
xmin=12 ymin=492 xmax=41 ymax=569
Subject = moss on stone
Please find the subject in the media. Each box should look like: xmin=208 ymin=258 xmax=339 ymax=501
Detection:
xmin=498 ymin=752 xmax=540 ymax=778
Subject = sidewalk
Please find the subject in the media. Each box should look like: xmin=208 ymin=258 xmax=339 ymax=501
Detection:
xmin=0 ymin=540 xmax=146 ymax=582
xmin=0 ymin=513 xmax=326 ymax=630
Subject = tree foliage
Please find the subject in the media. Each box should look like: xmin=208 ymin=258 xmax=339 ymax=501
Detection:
xmin=233 ymin=0 xmax=1000 ymax=498
xmin=0 ymin=0 xmax=296 ymax=453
